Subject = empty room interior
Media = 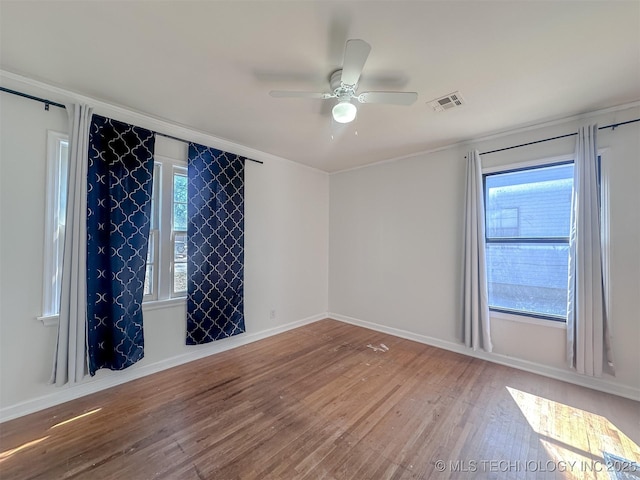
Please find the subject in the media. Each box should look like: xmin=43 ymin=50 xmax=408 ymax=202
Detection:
xmin=1 ymin=1 xmax=639 ymax=479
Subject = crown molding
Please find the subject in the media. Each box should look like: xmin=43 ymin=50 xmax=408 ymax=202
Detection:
xmin=331 ymin=100 xmax=640 ymax=175
xmin=0 ymin=69 xmax=328 ymax=176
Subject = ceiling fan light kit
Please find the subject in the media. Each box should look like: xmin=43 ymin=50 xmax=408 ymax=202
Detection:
xmin=332 ymin=101 xmax=357 ymax=123
xmin=270 ymin=39 xmax=418 ymax=125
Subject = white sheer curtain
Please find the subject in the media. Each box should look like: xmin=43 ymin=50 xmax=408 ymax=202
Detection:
xmin=463 ymin=150 xmax=493 ymax=352
xmin=566 ymin=124 xmax=614 ymax=376
xmin=51 ymin=103 xmax=93 ymax=386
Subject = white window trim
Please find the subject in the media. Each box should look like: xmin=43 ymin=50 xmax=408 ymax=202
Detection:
xmin=155 ymin=155 xmax=187 ymax=301
xmin=143 ymin=162 xmax=162 ymax=302
xmin=484 ymin=148 xmax=610 ymax=328
xmin=39 ymin=152 xmax=189 ymax=327
xmin=170 ymin=165 xmax=188 ymax=298
xmin=39 ymin=131 xmax=68 ymax=325
xmin=37 ymin=314 xmax=60 ymax=327
xmin=143 ymin=229 xmax=159 ymax=302
xmin=482 ymin=153 xmax=574 ymax=175
xmin=490 ymin=310 xmax=567 ymax=329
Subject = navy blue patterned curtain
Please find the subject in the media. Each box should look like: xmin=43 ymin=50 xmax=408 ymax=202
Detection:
xmin=86 ymin=115 xmax=155 ymax=375
xmin=187 ymin=143 xmax=245 ymax=344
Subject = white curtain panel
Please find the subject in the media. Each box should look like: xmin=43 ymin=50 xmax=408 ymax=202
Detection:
xmin=463 ymin=150 xmax=493 ymax=352
xmin=51 ymin=103 xmax=93 ymax=386
xmin=566 ymin=124 xmax=614 ymax=377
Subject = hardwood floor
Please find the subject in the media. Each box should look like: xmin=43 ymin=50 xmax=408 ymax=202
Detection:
xmin=1 ymin=319 xmax=638 ymax=479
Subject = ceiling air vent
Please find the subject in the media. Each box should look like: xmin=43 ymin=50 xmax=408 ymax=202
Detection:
xmin=428 ymin=91 xmax=465 ymax=112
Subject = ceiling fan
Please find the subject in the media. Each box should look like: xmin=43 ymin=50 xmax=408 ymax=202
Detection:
xmin=269 ymin=39 xmax=418 ymax=124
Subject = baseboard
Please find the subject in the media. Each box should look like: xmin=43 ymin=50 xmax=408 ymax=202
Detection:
xmin=0 ymin=313 xmax=327 ymax=423
xmin=329 ymin=312 xmax=640 ymax=402
xmin=5 ymin=311 xmax=635 ymax=423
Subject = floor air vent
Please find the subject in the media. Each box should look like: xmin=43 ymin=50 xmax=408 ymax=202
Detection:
xmin=428 ymin=91 xmax=465 ymax=112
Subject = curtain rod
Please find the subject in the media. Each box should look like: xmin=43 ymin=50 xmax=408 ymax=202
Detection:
xmin=0 ymin=86 xmax=264 ymax=164
xmin=0 ymin=86 xmax=66 ymax=110
xmin=477 ymin=118 xmax=640 ymax=157
xmin=5 ymin=85 xmax=637 ymax=163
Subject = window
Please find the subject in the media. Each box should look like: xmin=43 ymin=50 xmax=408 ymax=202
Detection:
xmin=483 ymin=155 xmax=607 ymax=322
xmin=42 ymin=131 xmax=69 ymax=318
xmin=143 ymin=163 xmax=161 ymax=302
xmin=484 ymin=161 xmax=574 ymax=320
xmin=140 ymin=157 xmax=188 ymax=303
xmin=42 ymin=144 xmax=188 ymax=320
xmin=171 ymin=168 xmax=188 ymax=296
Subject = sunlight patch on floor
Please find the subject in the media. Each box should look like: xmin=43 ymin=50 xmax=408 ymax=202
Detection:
xmin=0 ymin=408 xmax=103 ymax=466
xmin=50 ymin=407 xmax=102 ymax=429
xmin=0 ymin=436 xmax=50 ymax=463
xmin=507 ymin=386 xmax=640 ymax=480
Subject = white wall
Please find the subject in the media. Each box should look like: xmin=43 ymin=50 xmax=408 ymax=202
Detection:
xmin=329 ymin=105 xmax=640 ymax=399
xmin=0 ymin=77 xmax=329 ymax=420
xmin=1 ymin=70 xmax=637 ymax=422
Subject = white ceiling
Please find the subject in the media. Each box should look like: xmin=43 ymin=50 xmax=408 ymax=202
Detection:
xmin=1 ymin=1 xmax=639 ymax=172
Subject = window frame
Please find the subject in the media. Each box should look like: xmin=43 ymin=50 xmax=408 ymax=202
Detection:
xmin=145 ymin=154 xmax=188 ymax=308
xmin=482 ymin=152 xmax=609 ymax=325
xmin=483 ymin=158 xmax=573 ymax=322
xmin=40 ymin=131 xmax=69 ymax=324
xmin=143 ymin=162 xmax=162 ymax=302
xmin=170 ymin=165 xmax=188 ymax=298
xmin=39 ymin=147 xmax=189 ymax=324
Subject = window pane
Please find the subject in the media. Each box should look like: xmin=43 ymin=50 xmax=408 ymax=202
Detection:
xmin=174 ymin=232 xmax=187 ymax=261
xmin=170 ymin=169 xmax=188 ymax=298
xmin=54 ymin=142 xmax=69 ymax=314
xmin=144 ymin=265 xmax=153 ymax=296
xmin=149 ymin=163 xmax=160 ymax=229
xmin=486 ymin=243 xmax=568 ymax=317
xmin=173 ymin=173 xmax=187 ymax=203
xmin=173 ymin=172 xmax=187 ymax=230
xmin=173 ymin=203 xmax=187 ymax=231
xmin=58 ymin=141 xmax=69 ymax=227
xmin=485 ymin=164 xmax=573 ymax=238
xmin=173 ymin=263 xmax=187 ymax=294
xmin=146 ymin=233 xmax=154 ymax=263
xmin=44 ymin=136 xmax=69 ymax=316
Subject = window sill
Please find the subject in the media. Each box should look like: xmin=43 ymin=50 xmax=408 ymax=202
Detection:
xmin=37 ymin=315 xmax=60 ymax=327
xmin=490 ymin=310 xmax=567 ymax=329
xmin=38 ymin=297 xmax=186 ymax=327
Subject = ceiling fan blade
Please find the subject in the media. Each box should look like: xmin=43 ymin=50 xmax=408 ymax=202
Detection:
xmin=340 ymin=39 xmax=371 ymax=86
xmin=356 ymin=91 xmax=418 ymax=105
xmin=269 ymin=91 xmax=333 ymax=99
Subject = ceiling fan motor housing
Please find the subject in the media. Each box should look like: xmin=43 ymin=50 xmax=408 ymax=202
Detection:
xmin=330 ymin=69 xmax=356 ymax=99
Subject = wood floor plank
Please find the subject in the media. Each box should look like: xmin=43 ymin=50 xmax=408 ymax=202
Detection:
xmin=1 ymin=319 xmax=638 ymax=479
